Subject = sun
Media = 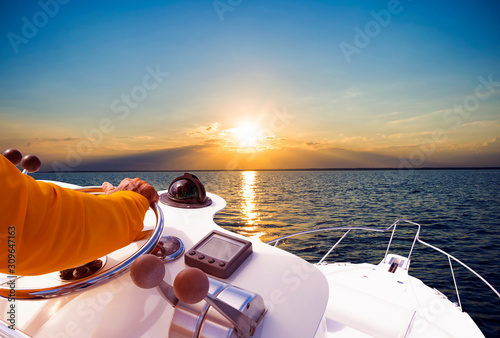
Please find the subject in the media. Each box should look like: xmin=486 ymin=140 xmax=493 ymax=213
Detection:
xmin=230 ymin=121 xmax=261 ymax=149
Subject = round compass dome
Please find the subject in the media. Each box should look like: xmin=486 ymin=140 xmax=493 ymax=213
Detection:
xmin=160 ymin=173 xmax=212 ymax=208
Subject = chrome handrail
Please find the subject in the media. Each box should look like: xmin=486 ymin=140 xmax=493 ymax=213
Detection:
xmin=0 ymin=319 xmax=31 ymax=338
xmin=417 ymin=237 xmax=500 ymax=302
xmin=266 ymin=226 xmax=388 ymax=246
xmin=266 ymin=219 xmax=500 ymax=309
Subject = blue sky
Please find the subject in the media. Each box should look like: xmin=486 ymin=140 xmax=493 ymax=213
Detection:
xmin=1 ymin=0 xmax=499 ymax=171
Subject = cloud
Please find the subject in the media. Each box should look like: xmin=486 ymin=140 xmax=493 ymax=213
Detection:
xmin=186 ymin=121 xmax=285 ymax=153
xmin=187 ymin=122 xmax=222 ymax=139
xmin=127 ymin=135 xmax=154 ymax=140
xmin=388 ymin=115 xmax=427 ymax=125
xmin=386 ymin=109 xmax=446 ymax=127
xmin=26 ymin=137 xmax=80 ymax=146
xmin=74 ymin=144 xmax=214 ymax=171
xmin=476 ymin=136 xmax=500 ymax=153
xmin=379 ymin=131 xmax=440 ymax=140
xmin=305 ymin=141 xmax=321 ymax=148
xmin=39 ymin=137 xmax=500 ymax=172
xmin=53 ymin=144 xmax=401 ymax=171
xmin=376 ymin=111 xmax=401 ymax=118
xmin=462 ymin=120 xmax=500 ymax=128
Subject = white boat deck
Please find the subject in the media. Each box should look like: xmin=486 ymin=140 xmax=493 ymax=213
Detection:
xmin=316 ymin=259 xmax=484 ymax=337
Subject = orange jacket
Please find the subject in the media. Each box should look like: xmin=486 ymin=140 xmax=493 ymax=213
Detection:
xmin=0 ymin=155 xmax=149 ymax=276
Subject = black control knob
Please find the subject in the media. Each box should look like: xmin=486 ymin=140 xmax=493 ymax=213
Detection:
xmin=21 ymin=154 xmax=41 ymax=173
xmin=130 ymin=254 xmax=166 ymax=289
xmin=2 ymin=149 xmax=23 ymax=165
xmin=173 ymin=267 xmax=209 ymax=304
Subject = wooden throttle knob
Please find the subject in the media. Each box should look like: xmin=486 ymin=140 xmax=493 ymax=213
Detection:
xmin=173 ymin=268 xmax=209 ymax=304
xmin=2 ymin=149 xmax=23 ymax=165
xmin=21 ymin=154 xmax=41 ymax=173
xmin=130 ymin=254 xmax=166 ymax=289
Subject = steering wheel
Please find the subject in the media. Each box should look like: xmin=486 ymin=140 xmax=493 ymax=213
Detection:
xmin=0 ymin=186 xmax=164 ymax=300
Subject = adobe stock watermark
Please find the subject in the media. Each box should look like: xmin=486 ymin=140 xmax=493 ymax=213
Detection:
xmin=398 ymin=74 xmax=499 ymax=170
xmin=51 ymin=64 xmax=169 ymax=173
xmin=442 ymin=74 xmax=499 ymax=130
xmin=213 ymin=0 xmax=244 ymax=21
xmin=411 ymin=298 xmax=447 ymax=334
xmin=7 ymin=0 xmax=71 ymax=54
xmin=5 ymin=226 xmax=17 ymax=331
xmin=339 ymin=0 xmax=410 ymax=64
xmin=225 ymin=106 xmax=294 ymax=170
xmin=39 ymin=277 xmax=131 ymax=338
xmin=263 ymin=260 xmax=318 ymax=316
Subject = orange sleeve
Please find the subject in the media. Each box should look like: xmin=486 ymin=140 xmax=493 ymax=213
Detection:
xmin=0 ymin=155 xmax=149 ymax=276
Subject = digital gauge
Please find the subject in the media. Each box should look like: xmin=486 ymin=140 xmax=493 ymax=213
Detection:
xmin=185 ymin=231 xmax=252 ymax=278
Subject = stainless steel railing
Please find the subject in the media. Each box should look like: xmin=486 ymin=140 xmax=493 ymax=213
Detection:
xmin=266 ymin=219 xmax=500 ymax=311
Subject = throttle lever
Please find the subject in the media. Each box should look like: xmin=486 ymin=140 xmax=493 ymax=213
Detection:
xmin=130 ymin=254 xmax=178 ymax=306
xmin=2 ymin=149 xmax=41 ymax=173
xmin=131 ymin=255 xmax=258 ymax=337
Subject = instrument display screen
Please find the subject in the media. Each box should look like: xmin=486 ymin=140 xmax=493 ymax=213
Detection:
xmin=197 ymin=234 xmax=242 ymax=261
xmin=185 ymin=231 xmax=252 ymax=278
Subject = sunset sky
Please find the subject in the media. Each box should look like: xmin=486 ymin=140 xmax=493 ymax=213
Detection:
xmin=1 ymin=0 xmax=499 ymax=171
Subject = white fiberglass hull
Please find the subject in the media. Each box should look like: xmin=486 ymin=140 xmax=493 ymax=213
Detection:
xmin=316 ymin=261 xmax=483 ymax=337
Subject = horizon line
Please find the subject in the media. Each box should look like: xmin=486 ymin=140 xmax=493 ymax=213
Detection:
xmin=35 ymin=166 xmax=500 ymax=174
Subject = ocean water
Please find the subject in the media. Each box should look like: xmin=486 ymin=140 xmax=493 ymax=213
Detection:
xmin=34 ymin=169 xmax=500 ymax=337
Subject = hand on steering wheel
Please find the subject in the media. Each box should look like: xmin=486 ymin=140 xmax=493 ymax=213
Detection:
xmin=102 ymin=178 xmax=159 ymax=207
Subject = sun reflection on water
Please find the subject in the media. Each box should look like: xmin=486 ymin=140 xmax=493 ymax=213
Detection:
xmin=240 ymin=171 xmax=265 ymax=240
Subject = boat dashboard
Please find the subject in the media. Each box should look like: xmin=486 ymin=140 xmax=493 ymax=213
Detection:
xmin=0 ymin=178 xmax=329 ymax=338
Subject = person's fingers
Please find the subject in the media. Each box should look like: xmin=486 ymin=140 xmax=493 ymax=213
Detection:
xmin=102 ymin=178 xmax=158 ymax=206
xmin=102 ymin=182 xmax=115 ymax=195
